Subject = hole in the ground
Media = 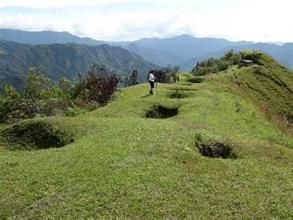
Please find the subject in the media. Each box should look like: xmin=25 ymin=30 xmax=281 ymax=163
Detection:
xmin=168 ymin=90 xmax=190 ymax=99
xmin=286 ymin=114 xmax=293 ymax=123
xmin=195 ymin=134 xmax=237 ymax=159
xmin=196 ymin=142 xmax=237 ymax=159
xmin=145 ymin=105 xmax=178 ymax=119
xmin=2 ymin=120 xmax=74 ymax=150
xmin=188 ymin=77 xmax=205 ymax=83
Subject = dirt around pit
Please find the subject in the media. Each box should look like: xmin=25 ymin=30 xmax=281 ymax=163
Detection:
xmin=145 ymin=105 xmax=179 ymax=119
xmin=2 ymin=120 xmax=74 ymax=150
xmin=168 ymin=90 xmax=191 ymax=99
xmin=195 ymin=134 xmax=237 ymax=159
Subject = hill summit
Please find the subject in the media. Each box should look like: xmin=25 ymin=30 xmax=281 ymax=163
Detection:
xmin=192 ymin=50 xmax=292 ymax=128
xmin=228 ymin=51 xmax=293 ymax=125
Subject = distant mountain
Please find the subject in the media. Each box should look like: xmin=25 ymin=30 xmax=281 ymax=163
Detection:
xmin=0 ymin=29 xmax=292 ymax=71
xmin=130 ymin=35 xmax=245 ymax=59
xmin=122 ymin=35 xmax=254 ymax=67
xmin=124 ymin=43 xmax=185 ymax=67
xmin=0 ymin=28 xmax=103 ymax=45
xmin=0 ymin=29 xmax=251 ymax=67
xmin=121 ymin=35 xmax=293 ymax=71
xmin=0 ymin=41 xmax=158 ymax=89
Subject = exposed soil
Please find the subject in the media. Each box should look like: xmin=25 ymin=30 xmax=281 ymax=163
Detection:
xmin=188 ymin=77 xmax=205 ymax=84
xmin=145 ymin=105 xmax=179 ymax=119
xmin=169 ymin=90 xmax=190 ymax=99
xmin=195 ymin=134 xmax=237 ymax=159
xmin=2 ymin=120 xmax=74 ymax=150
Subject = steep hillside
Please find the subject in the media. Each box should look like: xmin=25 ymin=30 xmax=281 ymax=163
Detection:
xmin=227 ymin=51 xmax=293 ymax=126
xmin=0 ymin=51 xmax=292 ymax=218
xmin=0 ymin=41 xmax=158 ymax=88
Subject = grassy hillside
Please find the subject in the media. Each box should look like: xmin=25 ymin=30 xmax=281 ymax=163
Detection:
xmin=183 ymin=43 xmax=293 ymax=71
xmin=0 ymin=52 xmax=292 ymax=218
xmin=227 ymin=51 xmax=293 ymax=129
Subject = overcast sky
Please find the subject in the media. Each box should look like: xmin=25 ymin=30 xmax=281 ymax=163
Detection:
xmin=0 ymin=0 xmax=292 ymax=42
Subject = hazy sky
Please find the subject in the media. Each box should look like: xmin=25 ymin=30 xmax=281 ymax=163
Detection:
xmin=0 ymin=0 xmax=292 ymax=42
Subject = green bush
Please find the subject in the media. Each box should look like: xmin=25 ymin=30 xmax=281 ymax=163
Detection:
xmin=192 ymin=50 xmax=243 ymax=75
xmin=73 ymin=64 xmax=119 ymax=106
xmin=24 ymin=67 xmax=52 ymax=100
xmin=0 ymin=84 xmax=22 ymax=123
xmin=0 ymin=65 xmax=119 ymax=122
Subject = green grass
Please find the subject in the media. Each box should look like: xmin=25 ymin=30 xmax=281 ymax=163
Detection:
xmin=1 ymin=55 xmax=293 ymax=218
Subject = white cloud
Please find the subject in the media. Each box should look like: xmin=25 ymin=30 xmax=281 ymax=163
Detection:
xmin=0 ymin=0 xmax=292 ymax=42
xmin=0 ymin=0 xmax=144 ymax=8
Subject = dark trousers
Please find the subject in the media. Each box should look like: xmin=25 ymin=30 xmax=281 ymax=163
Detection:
xmin=149 ymin=80 xmax=154 ymax=94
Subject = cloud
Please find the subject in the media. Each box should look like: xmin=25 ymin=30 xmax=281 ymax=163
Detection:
xmin=0 ymin=0 xmax=292 ymax=42
xmin=0 ymin=0 xmax=139 ymax=8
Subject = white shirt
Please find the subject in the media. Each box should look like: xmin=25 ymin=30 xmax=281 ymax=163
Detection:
xmin=149 ymin=73 xmax=155 ymax=82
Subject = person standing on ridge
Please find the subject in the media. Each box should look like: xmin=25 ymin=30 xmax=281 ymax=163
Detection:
xmin=148 ymin=70 xmax=155 ymax=95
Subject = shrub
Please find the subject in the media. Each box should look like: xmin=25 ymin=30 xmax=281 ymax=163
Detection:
xmin=24 ymin=67 xmax=52 ymax=100
xmin=148 ymin=65 xmax=180 ymax=84
xmin=0 ymin=68 xmax=75 ymax=123
xmin=0 ymin=64 xmax=119 ymax=122
xmin=125 ymin=68 xmax=139 ymax=86
xmin=74 ymin=64 xmax=119 ymax=105
xmin=0 ymin=84 xmax=22 ymax=123
xmin=192 ymin=50 xmax=243 ymax=75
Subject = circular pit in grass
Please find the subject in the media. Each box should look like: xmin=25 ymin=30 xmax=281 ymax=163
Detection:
xmin=196 ymin=142 xmax=237 ymax=159
xmin=145 ymin=105 xmax=179 ymax=119
xmin=2 ymin=120 xmax=74 ymax=150
xmin=168 ymin=90 xmax=191 ymax=99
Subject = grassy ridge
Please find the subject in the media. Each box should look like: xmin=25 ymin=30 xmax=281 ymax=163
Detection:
xmin=0 ymin=52 xmax=292 ymax=218
xmin=228 ymin=52 xmax=293 ymax=128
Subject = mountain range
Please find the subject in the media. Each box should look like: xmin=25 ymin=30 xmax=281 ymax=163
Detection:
xmin=0 ymin=40 xmax=158 ymax=89
xmin=0 ymin=28 xmax=292 ymax=88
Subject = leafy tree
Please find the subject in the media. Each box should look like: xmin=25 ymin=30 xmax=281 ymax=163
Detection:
xmin=0 ymin=84 xmax=21 ymax=122
xmin=2 ymin=84 xmax=20 ymax=100
xmin=24 ymin=67 xmax=51 ymax=100
xmin=192 ymin=51 xmax=244 ymax=75
xmin=151 ymin=65 xmax=180 ymax=84
xmin=127 ymin=68 xmax=139 ymax=86
xmin=0 ymin=64 xmax=120 ymax=122
xmin=74 ymin=64 xmax=119 ymax=105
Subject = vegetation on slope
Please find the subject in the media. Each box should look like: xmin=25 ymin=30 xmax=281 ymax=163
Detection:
xmin=0 ymin=40 xmax=158 ymax=89
xmin=193 ymin=50 xmax=293 ymax=130
xmin=0 ymin=65 xmax=119 ymax=123
xmin=0 ymin=51 xmax=292 ymax=218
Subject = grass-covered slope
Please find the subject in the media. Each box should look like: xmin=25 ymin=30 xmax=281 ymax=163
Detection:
xmin=0 ymin=52 xmax=292 ymax=218
xmin=227 ymin=51 xmax=293 ymax=129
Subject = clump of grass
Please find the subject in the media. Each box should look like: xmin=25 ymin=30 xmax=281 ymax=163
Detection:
xmin=2 ymin=120 xmax=74 ymax=150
